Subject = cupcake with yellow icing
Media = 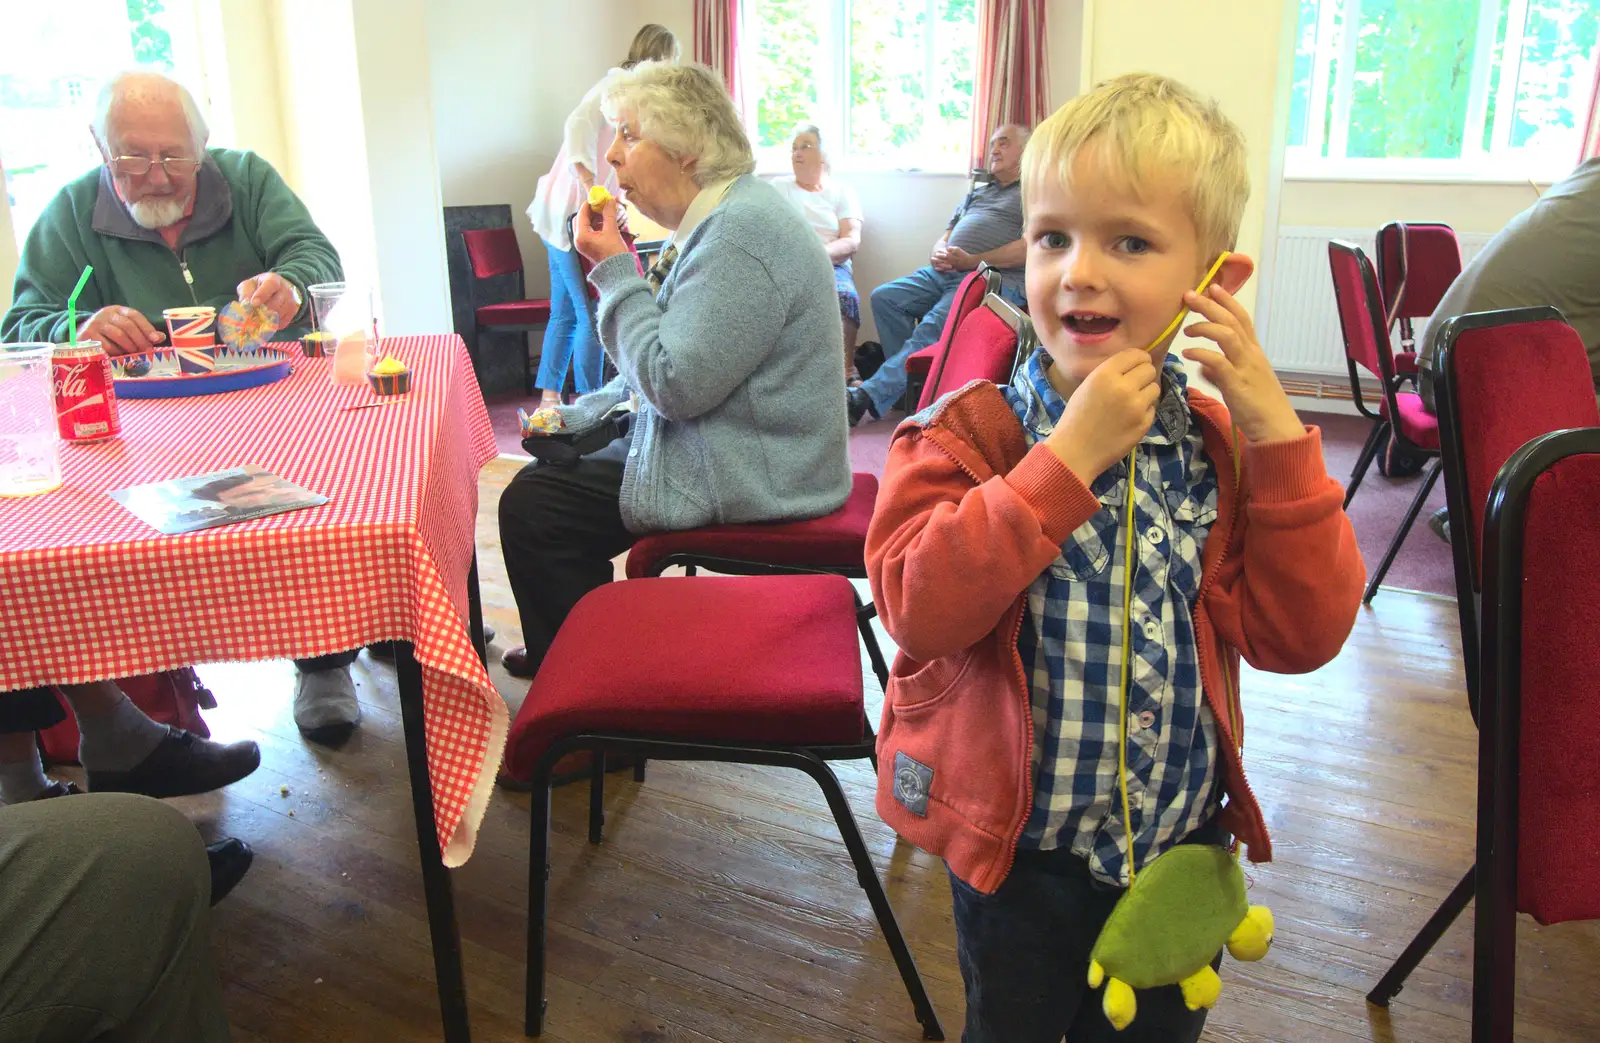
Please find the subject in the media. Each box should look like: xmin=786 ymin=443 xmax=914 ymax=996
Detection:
xmin=367 ymin=354 xmax=411 ymax=395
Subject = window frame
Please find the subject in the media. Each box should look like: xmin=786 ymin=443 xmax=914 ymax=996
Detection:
xmin=1285 ymin=0 xmax=1595 ymax=183
xmin=742 ymin=0 xmax=977 ymax=176
xmin=0 ymin=0 xmax=214 ymax=251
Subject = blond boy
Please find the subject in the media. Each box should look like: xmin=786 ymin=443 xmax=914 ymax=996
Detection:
xmin=865 ymin=74 xmax=1364 ymax=1041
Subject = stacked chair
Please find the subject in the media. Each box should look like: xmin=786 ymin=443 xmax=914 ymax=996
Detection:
xmin=1365 ymin=307 xmax=1600 ymax=1042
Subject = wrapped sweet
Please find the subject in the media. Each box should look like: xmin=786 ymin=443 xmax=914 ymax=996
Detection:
xmin=367 ymin=354 xmax=411 ymax=395
xmin=586 ymin=184 xmax=613 ymax=231
xmin=518 ymin=406 xmax=565 ymax=436
xmin=218 ymin=299 xmax=276 ymax=352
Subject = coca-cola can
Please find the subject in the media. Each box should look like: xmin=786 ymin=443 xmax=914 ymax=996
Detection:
xmin=52 ymin=341 xmax=121 ymax=443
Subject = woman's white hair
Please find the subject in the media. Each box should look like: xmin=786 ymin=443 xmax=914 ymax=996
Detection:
xmin=601 ymin=62 xmax=754 ymax=186
xmin=92 ymin=70 xmax=210 ymax=154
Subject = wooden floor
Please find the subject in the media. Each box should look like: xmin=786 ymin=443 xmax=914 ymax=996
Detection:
xmin=90 ymin=455 xmax=1600 ymax=1042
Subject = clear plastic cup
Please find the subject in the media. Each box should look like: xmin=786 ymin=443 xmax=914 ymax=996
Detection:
xmin=0 ymin=343 xmax=63 ymax=497
xmin=308 ymin=282 xmax=377 ymax=384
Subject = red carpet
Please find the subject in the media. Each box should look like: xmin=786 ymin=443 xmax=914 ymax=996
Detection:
xmin=485 ymin=396 xmax=1454 ymax=598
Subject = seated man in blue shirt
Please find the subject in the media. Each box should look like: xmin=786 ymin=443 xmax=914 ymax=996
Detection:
xmin=848 ymin=124 xmax=1030 ymax=425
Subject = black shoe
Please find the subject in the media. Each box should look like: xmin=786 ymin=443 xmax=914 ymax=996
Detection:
xmin=501 ymin=645 xmax=534 ymax=679
xmin=847 ymin=387 xmax=876 ymax=427
xmin=86 ymin=727 xmax=262 ymax=799
xmin=207 ymin=837 xmax=254 ymax=906
xmin=1428 ymin=506 xmax=1451 ymax=544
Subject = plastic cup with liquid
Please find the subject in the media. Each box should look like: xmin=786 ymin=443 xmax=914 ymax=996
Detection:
xmin=308 ymin=282 xmax=377 ymax=385
xmin=0 ymin=344 xmax=63 ymax=497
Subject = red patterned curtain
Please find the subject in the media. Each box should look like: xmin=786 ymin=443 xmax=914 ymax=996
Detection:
xmin=694 ymin=0 xmax=742 ymax=111
xmin=1580 ymin=43 xmax=1600 ymax=161
xmin=969 ymin=0 xmax=1051 ymax=168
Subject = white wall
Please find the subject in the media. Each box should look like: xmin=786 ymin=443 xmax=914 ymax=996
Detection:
xmin=423 ymin=0 xmax=1085 ymax=339
xmin=425 ymin=0 xmax=641 ymax=297
xmin=269 ymin=0 xmax=380 ymax=299
xmin=200 ymin=0 xmax=290 ymax=175
xmin=1279 ymin=178 xmax=1547 ymax=236
xmin=349 ymin=0 xmax=451 ymax=334
xmin=265 ymin=0 xmax=451 ymax=336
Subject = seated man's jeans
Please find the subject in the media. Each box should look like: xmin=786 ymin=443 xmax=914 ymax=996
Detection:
xmin=861 ymin=267 xmax=1026 ymax=417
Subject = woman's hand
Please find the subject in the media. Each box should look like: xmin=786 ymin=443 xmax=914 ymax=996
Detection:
xmin=574 ymin=196 xmax=629 ymax=266
xmin=573 ymin=162 xmax=596 ymax=189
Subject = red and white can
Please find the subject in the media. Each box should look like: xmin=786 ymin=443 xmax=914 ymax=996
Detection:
xmin=52 ymin=341 xmax=121 ymax=443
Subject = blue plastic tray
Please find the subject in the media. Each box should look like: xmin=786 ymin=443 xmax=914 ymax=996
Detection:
xmin=111 ymin=346 xmax=295 ymax=399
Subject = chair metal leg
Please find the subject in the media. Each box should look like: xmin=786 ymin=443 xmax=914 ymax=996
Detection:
xmin=1345 ymin=420 xmax=1389 ymax=508
xmin=395 ymin=643 xmax=472 ymax=1042
xmin=1365 ymin=458 xmax=1442 ymax=603
xmin=1473 ymin=819 xmax=1518 ymax=1042
xmin=467 ymin=554 xmax=487 ymax=666
xmin=526 ymin=777 xmax=552 ymax=1036
xmin=1368 ymin=864 xmax=1475 ymax=1007
xmin=589 ymin=751 xmax=605 ymax=844
xmin=854 ymin=591 xmax=891 ymax=692
xmin=799 ymin=753 xmax=945 ymax=1040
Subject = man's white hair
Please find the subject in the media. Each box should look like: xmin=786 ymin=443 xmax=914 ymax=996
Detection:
xmin=92 ymin=70 xmax=210 ymax=154
xmin=601 ymin=62 xmax=754 ymax=187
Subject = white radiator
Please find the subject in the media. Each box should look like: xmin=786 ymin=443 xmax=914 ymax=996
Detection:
xmin=1262 ymin=226 xmax=1494 ymax=377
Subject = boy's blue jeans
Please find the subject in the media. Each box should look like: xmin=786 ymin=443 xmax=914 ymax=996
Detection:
xmin=537 ymin=244 xmax=605 ymax=395
xmin=949 ymin=841 xmax=1219 ymax=1042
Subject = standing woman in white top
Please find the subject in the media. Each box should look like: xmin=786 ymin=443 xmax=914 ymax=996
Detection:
xmin=526 ymin=24 xmax=679 ymax=408
xmin=771 ymin=125 xmax=865 ymax=385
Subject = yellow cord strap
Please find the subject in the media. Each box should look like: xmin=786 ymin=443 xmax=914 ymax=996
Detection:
xmin=1118 ymin=253 xmax=1240 ymax=888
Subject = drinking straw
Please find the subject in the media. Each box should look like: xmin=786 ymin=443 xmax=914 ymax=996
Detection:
xmin=66 ymin=265 xmax=94 ymax=346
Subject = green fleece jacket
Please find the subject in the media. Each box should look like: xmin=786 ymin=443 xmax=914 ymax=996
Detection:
xmin=2 ymin=148 xmax=342 ymax=344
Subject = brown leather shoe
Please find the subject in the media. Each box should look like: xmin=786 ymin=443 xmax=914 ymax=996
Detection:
xmin=86 ymin=727 xmax=261 ymax=799
xmin=501 ymin=645 xmax=534 ymax=678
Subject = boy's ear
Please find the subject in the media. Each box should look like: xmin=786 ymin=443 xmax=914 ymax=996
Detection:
xmin=1212 ymin=252 xmax=1256 ymax=296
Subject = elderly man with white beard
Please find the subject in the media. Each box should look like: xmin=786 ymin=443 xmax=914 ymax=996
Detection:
xmin=1 ymin=70 xmax=364 ymax=743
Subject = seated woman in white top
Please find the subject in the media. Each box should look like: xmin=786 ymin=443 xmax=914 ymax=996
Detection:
xmin=770 ymin=125 xmax=865 ymax=385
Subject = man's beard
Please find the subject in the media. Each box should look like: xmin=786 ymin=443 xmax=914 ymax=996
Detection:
xmin=127 ymin=195 xmax=188 ymax=230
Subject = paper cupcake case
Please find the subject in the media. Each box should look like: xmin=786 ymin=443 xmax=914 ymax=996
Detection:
xmin=367 ymin=369 xmax=411 ymax=395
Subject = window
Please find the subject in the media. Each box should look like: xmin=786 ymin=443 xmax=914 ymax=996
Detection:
xmin=0 ymin=0 xmax=208 ymax=250
xmin=744 ymin=0 xmax=978 ymax=172
xmin=1287 ymin=0 xmax=1600 ymax=180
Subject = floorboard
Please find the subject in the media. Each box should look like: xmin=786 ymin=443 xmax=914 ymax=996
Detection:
xmin=67 ymin=455 xmax=1598 ymax=1042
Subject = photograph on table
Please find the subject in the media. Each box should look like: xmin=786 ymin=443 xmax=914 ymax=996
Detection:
xmin=109 ymin=464 xmax=328 ymax=534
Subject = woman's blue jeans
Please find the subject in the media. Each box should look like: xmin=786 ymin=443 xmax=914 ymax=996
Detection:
xmin=536 ymin=243 xmax=604 ymax=395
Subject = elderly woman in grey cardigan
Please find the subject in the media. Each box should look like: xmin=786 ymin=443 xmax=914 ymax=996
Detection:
xmin=498 ymin=61 xmax=851 ymax=683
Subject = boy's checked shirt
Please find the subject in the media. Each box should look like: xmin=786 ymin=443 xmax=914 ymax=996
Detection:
xmin=1001 ymin=349 xmax=1222 ymax=886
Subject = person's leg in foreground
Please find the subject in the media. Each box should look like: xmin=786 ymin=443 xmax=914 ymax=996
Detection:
xmin=0 ymin=793 xmax=232 ymax=1043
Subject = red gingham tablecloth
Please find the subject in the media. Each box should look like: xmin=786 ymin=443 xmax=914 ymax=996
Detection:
xmin=0 ymin=335 xmax=505 ymax=866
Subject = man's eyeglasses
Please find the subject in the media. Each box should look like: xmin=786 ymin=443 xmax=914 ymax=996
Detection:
xmin=109 ymin=156 xmax=202 ymax=178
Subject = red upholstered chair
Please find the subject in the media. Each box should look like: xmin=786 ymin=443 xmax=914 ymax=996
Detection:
xmin=1328 ymin=239 xmax=1441 ymax=602
xmin=626 ymin=471 xmax=890 ymax=699
xmin=1474 ymin=427 xmax=1600 ymax=1040
xmin=903 ymin=265 xmax=1004 ymax=410
xmin=1367 ymin=307 xmax=1600 ymax=1012
xmin=1375 ymin=221 xmax=1463 ymax=374
xmin=462 ymin=227 xmax=552 ymax=392
xmin=507 ymin=574 xmax=945 ymax=1041
xmin=915 ymin=274 xmax=1031 ymax=413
